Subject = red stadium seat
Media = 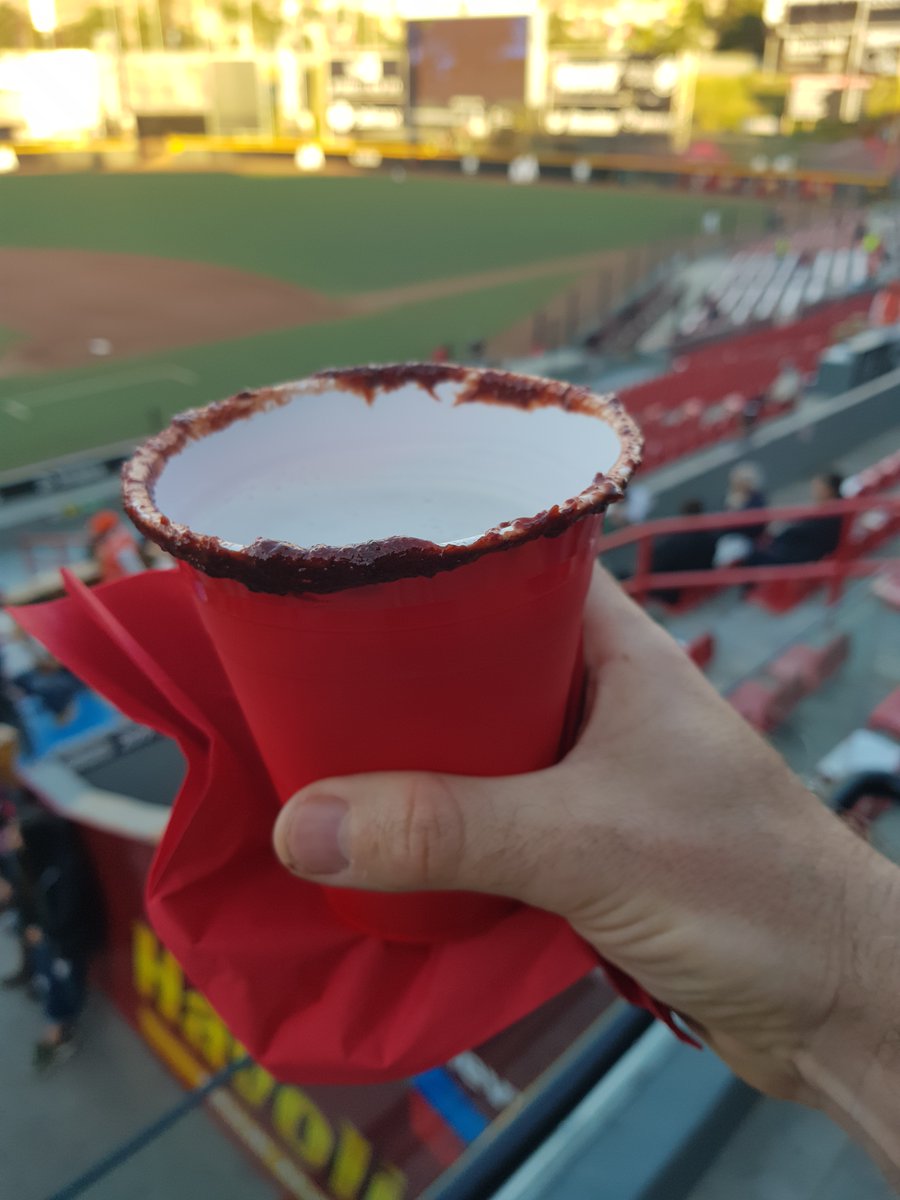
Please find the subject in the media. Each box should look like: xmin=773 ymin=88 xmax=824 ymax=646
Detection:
xmin=751 ymin=576 xmax=820 ymax=614
xmin=658 ymin=585 xmax=722 ymax=614
xmin=820 ymin=632 xmax=852 ymax=678
xmin=868 ymin=688 xmax=900 ymax=741
xmin=618 ymin=293 xmax=873 ymax=473
xmin=769 ymin=634 xmax=850 ymax=695
xmin=685 ymin=632 xmax=716 ymax=669
xmin=728 ymin=676 xmax=804 ymax=733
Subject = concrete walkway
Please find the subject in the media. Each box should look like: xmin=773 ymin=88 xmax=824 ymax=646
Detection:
xmin=0 ymin=932 xmax=275 ymax=1200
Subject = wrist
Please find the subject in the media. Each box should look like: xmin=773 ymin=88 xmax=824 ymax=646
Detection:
xmin=794 ymin=831 xmax=900 ymax=1178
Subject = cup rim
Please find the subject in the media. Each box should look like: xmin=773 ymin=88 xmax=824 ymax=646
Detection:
xmin=122 ymin=363 xmax=643 ymax=596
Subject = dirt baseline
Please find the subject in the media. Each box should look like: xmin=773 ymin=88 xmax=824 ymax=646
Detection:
xmin=0 ymin=248 xmax=352 ymax=373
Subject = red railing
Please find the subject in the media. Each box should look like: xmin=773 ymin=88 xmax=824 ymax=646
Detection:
xmin=599 ymin=494 xmax=900 ymax=608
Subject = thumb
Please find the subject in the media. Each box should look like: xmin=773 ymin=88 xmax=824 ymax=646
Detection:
xmin=273 ymin=769 xmax=556 ymax=900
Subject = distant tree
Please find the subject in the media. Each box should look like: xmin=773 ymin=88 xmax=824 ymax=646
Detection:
xmin=251 ymin=1 xmax=283 ymax=48
xmin=56 ymin=6 xmax=109 ymax=48
xmin=628 ymin=0 xmax=714 ymax=55
xmin=716 ymin=0 xmax=766 ymax=56
xmin=548 ymin=13 xmax=576 ymax=46
xmin=692 ymin=74 xmax=760 ymax=132
xmin=0 ymin=2 xmax=35 ymax=49
xmin=137 ymin=7 xmax=162 ymax=48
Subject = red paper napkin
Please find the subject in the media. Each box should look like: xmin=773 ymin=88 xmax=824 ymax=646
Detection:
xmin=11 ymin=569 xmax=691 ymax=1084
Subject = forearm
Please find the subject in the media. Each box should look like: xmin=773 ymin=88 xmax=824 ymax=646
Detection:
xmin=794 ymin=837 xmax=900 ymax=1186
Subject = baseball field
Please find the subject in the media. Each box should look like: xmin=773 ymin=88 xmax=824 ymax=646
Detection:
xmin=0 ymin=171 xmax=765 ymax=472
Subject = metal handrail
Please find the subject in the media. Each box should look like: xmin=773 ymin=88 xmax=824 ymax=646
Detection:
xmin=598 ymin=493 xmax=900 ymax=606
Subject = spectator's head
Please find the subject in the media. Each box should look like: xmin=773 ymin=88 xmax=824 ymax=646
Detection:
xmin=680 ymin=499 xmax=704 ymax=516
xmin=811 ymin=472 xmax=843 ymax=503
xmin=728 ymin=462 xmax=764 ymax=500
xmin=88 ymin=509 xmax=119 ymax=538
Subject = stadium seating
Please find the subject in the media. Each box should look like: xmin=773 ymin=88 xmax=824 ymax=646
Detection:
xmin=624 ymin=293 xmax=872 ymax=474
xmin=677 ymin=216 xmax=873 ymax=344
xmin=685 ymin=631 xmax=716 ymax=669
xmin=728 ymin=675 xmax=805 ymax=733
xmin=768 ymin=634 xmax=851 ymax=695
xmin=752 ymin=448 xmax=900 ymax=614
xmin=869 ymin=688 xmax=900 ymax=741
xmin=728 ymin=632 xmax=853 ymax=734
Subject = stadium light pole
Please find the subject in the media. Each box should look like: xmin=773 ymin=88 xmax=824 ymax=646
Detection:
xmin=671 ymin=51 xmax=697 ymax=153
xmin=107 ymin=0 xmax=136 ymax=136
xmin=153 ymin=0 xmax=165 ymax=49
xmin=841 ymin=0 xmax=871 ymax=123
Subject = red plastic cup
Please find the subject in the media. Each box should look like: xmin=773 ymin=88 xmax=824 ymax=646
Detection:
xmin=124 ymin=365 xmax=642 ymax=943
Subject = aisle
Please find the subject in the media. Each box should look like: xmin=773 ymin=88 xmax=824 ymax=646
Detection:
xmin=0 ymin=932 xmax=275 ymax=1200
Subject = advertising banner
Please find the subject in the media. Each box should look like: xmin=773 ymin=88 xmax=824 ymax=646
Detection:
xmin=544 ymin=55 xmax=680 ymax=137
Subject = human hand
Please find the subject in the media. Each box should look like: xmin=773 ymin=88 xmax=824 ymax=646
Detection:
xmin=274 ymin=569 xmax=900 ymax=1131
xmin=24 ymin=925 xmax=43 ymax=946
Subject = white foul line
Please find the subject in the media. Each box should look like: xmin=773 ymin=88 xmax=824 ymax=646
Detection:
xmin=1 ymin=364 xmax=199 ymax=420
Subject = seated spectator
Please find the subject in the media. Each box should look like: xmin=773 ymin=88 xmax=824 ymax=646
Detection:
xmin=715 ymin=463 xmax=768 ymax=566
xmin=0 ymin=725 xmax=33 ymax=991
xmin=3 ymin=806 xmax=104 ymax=1070
xmin=87 ymin=510 xmax=144 ymax=584
xmin=649 ymin=499 xmax=717 ymax=605
xmin=13 ymin=654 xmax=83 ymax=724
xmin=0 ymin=647 xmax=30 ymax=757
xmin=744 ymin=472 xmax=844 ymax=569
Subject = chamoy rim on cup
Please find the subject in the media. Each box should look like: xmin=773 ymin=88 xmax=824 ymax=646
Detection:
xmin=122 ymin=363 xmax=642 ymax=597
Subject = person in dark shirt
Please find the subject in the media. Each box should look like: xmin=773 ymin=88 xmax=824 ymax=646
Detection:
xmin=4 ymin=807 xmax=104 ymax=1070
xmin=744 ymin=472 xmax=844 ymax=568
xmin=0 ymin=647 xmax=31 ymax=757
xmin=649 ymin=499 xmax=717 ymax=605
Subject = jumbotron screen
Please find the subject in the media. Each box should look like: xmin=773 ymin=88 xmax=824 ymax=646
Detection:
xmin=407 ymin=17 xmax=527 ymax=107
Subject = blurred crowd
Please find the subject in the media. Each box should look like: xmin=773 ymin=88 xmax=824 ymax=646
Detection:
xmin=1 ymin=508 xmax=173 ymax=756
xmin=616 ymin=465 xmax=849 ymax=605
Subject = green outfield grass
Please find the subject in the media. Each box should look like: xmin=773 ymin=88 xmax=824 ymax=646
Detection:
xmin=0 ymin=172 xmax=767 ymax=470
xmin=0 ymin=173 xmax=764 ymax=293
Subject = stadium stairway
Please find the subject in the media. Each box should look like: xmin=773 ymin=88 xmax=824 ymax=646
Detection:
xmin=662 ymin=538 xmax=900 ymax=771
xmin=0 ymin=933 xmax=277 ymax=1200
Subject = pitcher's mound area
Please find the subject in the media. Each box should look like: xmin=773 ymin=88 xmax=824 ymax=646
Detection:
xmin=0 ymin=248 xmax=351 ymax=373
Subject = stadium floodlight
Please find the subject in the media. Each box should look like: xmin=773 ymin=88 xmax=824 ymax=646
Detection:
xmin=28 ymin=0 xmax=56 ymax=35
